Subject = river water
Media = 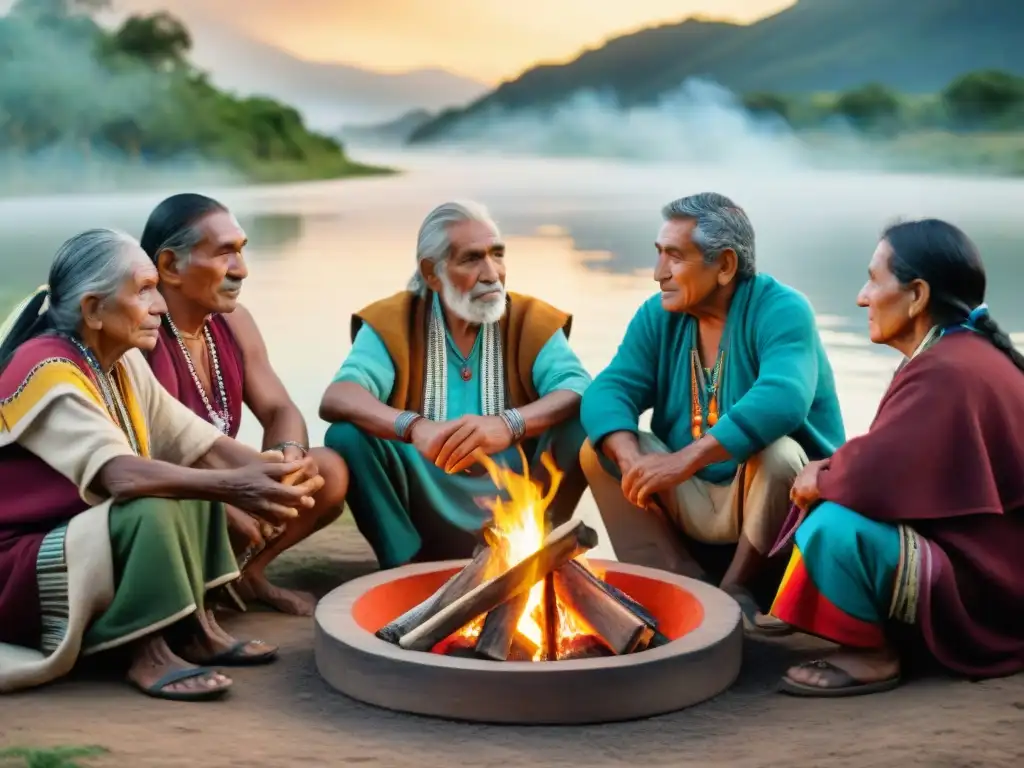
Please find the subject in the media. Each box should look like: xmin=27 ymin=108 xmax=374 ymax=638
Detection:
xmin=2 ymin=150 xmax=1023 ymax=449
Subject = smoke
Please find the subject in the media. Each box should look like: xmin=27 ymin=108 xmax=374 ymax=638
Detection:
xmin=418 ymin=78 xmax=882 ymax=172
xmin=0 ymin=1 xmax=244 ymax=196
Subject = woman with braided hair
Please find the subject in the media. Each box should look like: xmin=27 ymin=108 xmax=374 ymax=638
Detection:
xmin=770 ymin=218 xmax=1024 ymax=697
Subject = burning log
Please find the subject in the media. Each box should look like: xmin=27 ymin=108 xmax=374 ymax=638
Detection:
xmin=376 ymin=545 xmax=495 ymax=644
xmin=508 ymin=633 xmax=538 ymax=662
xmin=474 ymin=592 xmax=530 ymax=661
xmin=553 ymin=562 xmax=653 ymax=655
xmin=565 ymin=561 xmax=672 ymax=648
xmin=437 ymin=634 xmax=478 ymax=658
xmin=398 ymin=519 xmax=599 ymax=652
xmin=560 ymin=634 xmax=614 ymax=660
xmin=543 ymin=574 xmax=558 ymax=661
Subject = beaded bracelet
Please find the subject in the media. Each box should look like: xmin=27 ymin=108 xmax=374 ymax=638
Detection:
xmin=394 ymin=411 xmax=424 ymax=442
xmin=499 ymin=408 xmax=526 ymax=442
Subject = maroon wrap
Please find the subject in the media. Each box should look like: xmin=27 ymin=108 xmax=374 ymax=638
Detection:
xmin=0 ymin=336 xmax=95 ymax=648
xmin=146 ymin=315 xmax=245 ymax=438
xmin=818 ymin=332 xmax=1024 ymax=677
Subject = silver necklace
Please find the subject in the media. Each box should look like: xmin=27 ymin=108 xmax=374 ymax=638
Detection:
xmin=63 ymin=334 xmax=141 ymax=455
xmin=164 ymin=314 xmax=231 ymax=434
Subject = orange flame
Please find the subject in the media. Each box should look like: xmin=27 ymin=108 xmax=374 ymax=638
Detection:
xmin=462 ymin=448 xmax=596 ymax=660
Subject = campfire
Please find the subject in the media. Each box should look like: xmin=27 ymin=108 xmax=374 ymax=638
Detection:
xmin=376 ymin=450 xmax=670 ymax=661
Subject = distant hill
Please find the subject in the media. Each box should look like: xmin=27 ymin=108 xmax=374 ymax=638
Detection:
xmin=182 ymin=21 xmax=488 ymax=132
xmin=410 ymin=0 xmax=1024 ymax=143
xmin=339 ymin=109 xmax=434 ymax=146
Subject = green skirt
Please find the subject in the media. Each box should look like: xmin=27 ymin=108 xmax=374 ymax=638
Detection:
xmin=36 ymin=497 xmax=239 ymax=656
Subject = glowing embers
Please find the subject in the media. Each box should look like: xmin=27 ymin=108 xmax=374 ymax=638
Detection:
xmin=375 ymin=450 xmax=670 ymax=661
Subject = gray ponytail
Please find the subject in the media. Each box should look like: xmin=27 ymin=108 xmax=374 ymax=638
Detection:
xmin=0 ymin=229 xmax=139 ymax=366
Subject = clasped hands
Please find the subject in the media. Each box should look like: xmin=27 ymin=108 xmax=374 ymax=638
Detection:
xmin=410 ymin=415 xmax=516 ymax=474
xmin=224 ymin=447 xmax=324 ymax=525
xmin=618 ymin=450 xmax=693 ymax=510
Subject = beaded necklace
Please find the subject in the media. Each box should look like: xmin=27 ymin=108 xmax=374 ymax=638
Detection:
xmin=61 ymin=334 xmax=141 ymax=455
xmin=163 ymin=314 xmax=231 ymax=435
xmin=689 ymin=342 xmax=726 ymax=441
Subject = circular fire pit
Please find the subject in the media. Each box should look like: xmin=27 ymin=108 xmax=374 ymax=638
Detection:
xmin=314 ymin=559 xmax=742 ymax=724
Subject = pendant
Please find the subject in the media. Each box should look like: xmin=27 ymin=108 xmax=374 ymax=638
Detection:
xmin=707 ymin=396 xmax=719 ymax=427
xmin=691 ymin=413 xmax=703 ymax=440
xmin=212 ymin=413 xmax=227 ymax=434
xmin=460 ymin=366 xmax=473 ymax=382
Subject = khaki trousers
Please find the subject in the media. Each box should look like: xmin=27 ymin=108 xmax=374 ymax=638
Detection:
xmin=580 ymin=433 xmax=807 ymax=574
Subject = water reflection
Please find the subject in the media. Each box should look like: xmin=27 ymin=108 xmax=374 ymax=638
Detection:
xmin=0 ymin=154 xmax=1021 ymax=444
xmin=239 ymin=213 xmax=304 ymax=258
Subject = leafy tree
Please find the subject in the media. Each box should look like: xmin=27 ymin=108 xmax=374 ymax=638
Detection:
xmin=0 ymin=2 xmax=381 ymax=184
xmin=108 ymin=12 xmax=191 ymax=71
xmin=833 ymin=83 xmax=901 ymax=130
xmin=942 ymin=70 xmax=1024 ymax=127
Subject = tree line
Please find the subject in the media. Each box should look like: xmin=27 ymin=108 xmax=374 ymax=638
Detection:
xmin=0 ymin=0 xmax=381 ymax=182
xmin=742 ymin=70 xmax=1024 ymax=134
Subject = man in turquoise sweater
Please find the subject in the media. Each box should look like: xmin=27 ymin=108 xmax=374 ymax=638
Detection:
xmin=580 ymin=192 xmax=845 ymax=629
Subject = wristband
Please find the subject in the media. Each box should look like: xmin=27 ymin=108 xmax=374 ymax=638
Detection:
xmin=395 ymin=411 xmax=424 ymax=442
xmin=499 ymin=408 xmax=526 ymax=442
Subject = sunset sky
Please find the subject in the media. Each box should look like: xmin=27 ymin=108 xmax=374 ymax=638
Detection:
xmin=120 ymin=0 xmax=796 ymax=82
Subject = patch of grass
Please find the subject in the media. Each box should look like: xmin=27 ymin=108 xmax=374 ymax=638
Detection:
xmin=0 ymin=746 xmax=108 ymax=768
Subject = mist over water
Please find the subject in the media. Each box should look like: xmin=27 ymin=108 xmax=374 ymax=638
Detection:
xmin=419 ymin=79 xmax=882 ymax=172
xmin=0 ymin=2 xmax=273 ymax=196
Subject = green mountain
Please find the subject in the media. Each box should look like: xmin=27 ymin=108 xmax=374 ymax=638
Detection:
xmin=0 ymin=0 xmax=388 ymax=193
xmin=410 ymin=0 xmax=1024 ymax=143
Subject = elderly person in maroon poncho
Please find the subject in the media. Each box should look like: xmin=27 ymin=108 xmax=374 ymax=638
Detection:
xmin=0 ymin=229 xmax=324 ymax=702
xmin=768 ymin=219 xmax=1024 ymax=697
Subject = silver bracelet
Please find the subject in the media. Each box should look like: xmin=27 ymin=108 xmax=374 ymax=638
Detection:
xmin=394 ymin=411 xmax=423 ymax=442
xmin=270 ymin=440 xmax=307 ymax=456
xmin=499 ymin=408 xmax=526 ymax=442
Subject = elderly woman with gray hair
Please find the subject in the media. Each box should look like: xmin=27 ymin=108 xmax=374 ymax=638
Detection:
xmin=0 ymin=229 xmax=324 ymax=702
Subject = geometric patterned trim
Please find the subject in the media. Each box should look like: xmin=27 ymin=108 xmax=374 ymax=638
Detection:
xmin=889 ymin=523 xmax=923 ymax=624
xmin=422 ymin=296 xmax=505 ymax=421
xmin=36 ymin=523 xmax=70 ymax=656
xmin=0 ymin=356 xmax=97 ymax=407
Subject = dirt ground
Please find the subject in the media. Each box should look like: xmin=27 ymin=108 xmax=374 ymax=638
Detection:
xmin=2 ymin=519 xmax=1023 ymax=768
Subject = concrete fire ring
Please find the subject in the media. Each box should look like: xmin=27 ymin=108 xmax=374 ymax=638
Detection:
xmin=314 ymin=558 xmax=742 ymax=725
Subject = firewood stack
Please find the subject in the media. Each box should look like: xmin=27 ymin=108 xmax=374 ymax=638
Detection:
xmin=375 ymin=519 xmax=671 ymax=661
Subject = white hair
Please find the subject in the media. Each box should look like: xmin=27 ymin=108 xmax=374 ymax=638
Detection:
xmin=407 ymin=200 xmax=500 ymax=296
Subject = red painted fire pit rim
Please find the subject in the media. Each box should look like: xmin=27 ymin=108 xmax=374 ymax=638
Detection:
xmin=315 ymin=558 xmax=740 ymax=672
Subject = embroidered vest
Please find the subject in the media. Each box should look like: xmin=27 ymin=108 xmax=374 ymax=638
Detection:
xmin=351 ymin=291 xmax=572 ymax=414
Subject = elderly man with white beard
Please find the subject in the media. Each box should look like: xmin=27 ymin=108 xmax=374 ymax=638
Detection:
xmin=320 ymin=200 xmax=591 ymax=567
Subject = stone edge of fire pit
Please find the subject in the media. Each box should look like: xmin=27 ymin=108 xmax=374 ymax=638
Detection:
xmin=314 ymin=559 xmax=743 ymax=725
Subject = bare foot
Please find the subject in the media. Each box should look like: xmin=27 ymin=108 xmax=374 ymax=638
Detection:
xmin=128 ymin=634 xmax=231 ymax=699
xmin=176 ymin=609 xmax=277 ymax=664
xmin=786 ymin=647 xmax=900 ymax=689
xmin=235 ymin=572 xmax=317 ymax=616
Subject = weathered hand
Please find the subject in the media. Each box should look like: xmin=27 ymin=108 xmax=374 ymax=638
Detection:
xmin=261 ymin=447 xmax=316 ymax=485
xmin=790 ymin=459 xmax=829 ymax=512
xmin=435 ymin=415 xmax=514 ymax=474
xmin=224 ymin=460 xmax=325 ymax=523
xmin=226 ymin=504 xmax=264 ymax=547
xmin=615 ymin=450 xmax=642 ymax=478
xmin=621 ymin=452 xmax=691 ymax=509
xmin=409 ymin=418 xmax=461 ymax=464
